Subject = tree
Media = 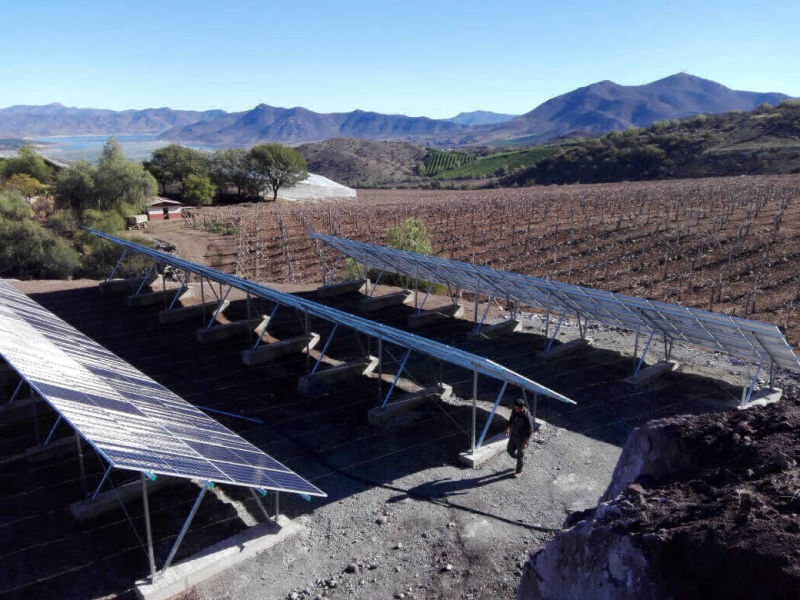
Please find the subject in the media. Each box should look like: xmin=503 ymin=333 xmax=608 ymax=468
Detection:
xmin=92 ymin=138 xmax=157 ymax=210
xmin=147 ymin=144 xmax=210 ymax=193
xmin=210 ymin=148 xmax=252 ymax=200
xmin=1 ymin=144 xmax=51 ymax=183
xmin=183 ymin=174 xmax=216 ymax=206
xmin=54 ymin=160 xmax=95 ymax=211
xmin=246 ymin=143 xmax=307 ymax=201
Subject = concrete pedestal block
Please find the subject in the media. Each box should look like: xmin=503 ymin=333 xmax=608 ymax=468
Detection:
xmin=71 ymin=476 xmax=177 ymax=520
xmin=135 ymin=515 xmax=303 ymax=600
xmin=408 ymin=303 xmax=463 ymax=329
xmin=367 ymin=384 xmax=452 ymax=425
xmin=739 ymin=387 xmax=782 ymax=410
xmin=100 ymin=275 xmax=160 ymax=296
xmin=540 ymin=338 xmax=592 ymax=360
xmin=623 ymin=360 xmax=678 ymax=387
xmin=317 ymin=279 xmax=367 ymax=298
xmin=241 ymin=333 xmax=320 ymax=366
xmin=467 ymin=319 xmax=521 ymax=341
xmin=298 ymin=355 xmax=379 ymax=393
xmin=158 ymin=300 xmax=229 ymax=325
xmin=196 ymin=316 xmax=268 ymax=344
xmin=458 ymin=433 xmax=509 ymax=469
xmin=359 ymin=290 xmax=411 ymax=313
xmin=125 ymin=285 xmax=193 ymax=308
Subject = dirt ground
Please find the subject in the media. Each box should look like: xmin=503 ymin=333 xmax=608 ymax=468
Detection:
xmin=1 ymin=276 xmax=797 ymax=600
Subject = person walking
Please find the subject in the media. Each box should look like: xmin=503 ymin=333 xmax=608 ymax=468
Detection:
xmin=505 ymin=398 xmax=537 ymax=477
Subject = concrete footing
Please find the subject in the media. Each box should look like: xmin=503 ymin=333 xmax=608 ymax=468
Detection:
xmin=367 ymin=384 xmax=452 ymax=425
xmin=359 ymin=290 xmax=411 ymax=313
xmin=196 ymin=316 xmax=268 ymax=344
xmin=739 ymin=387 xmax=783 ymax=410
xmin=458 ymin=433 xmax=509 ymax=469
xmin=298 ymin=355 xmax=379 ymax=393
xmin=467 ymin=319 xmax=521 ymax=341
xmin=0 ymin=395 xmax=43 ymax=424
xmin=623 ymin=361 xmax=678 ymax=387
xmin=71 ymin=476 xmax=177 ymax=521
xmin=158 ymin=300 xmax=229 ymax=325
xmin=317 ymin=279 xmax=367 ymax=298
xmin=125 ymin=285 xmax=193 ymax=308
xmin=135 ymin=515 xmax=303 ymax=600
xmin=540 ymin=338 xmax=592 ymax=360
xmin=408 ymin=303 xmax=463 ymax=329
xmin=100 ymin=275 xmax=160 ymax=297
xmin=241 ymin=333 xmax=320 ymax=366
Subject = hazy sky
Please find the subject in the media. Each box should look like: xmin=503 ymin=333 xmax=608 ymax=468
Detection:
xmin=1 ymin=0 xmax=797 ymax=118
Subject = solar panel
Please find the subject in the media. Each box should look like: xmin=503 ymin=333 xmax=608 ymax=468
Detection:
xmin=86 ymin=228 xmax=575 ymax=405
xmin=0 ymin=280 xmax=325 ymax=497
xmin=310 ymin=232 xmax=800 ymax=372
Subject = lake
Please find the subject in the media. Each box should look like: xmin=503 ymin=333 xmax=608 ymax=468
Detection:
xmin=29 ymin=134 xmax=211 ymax=163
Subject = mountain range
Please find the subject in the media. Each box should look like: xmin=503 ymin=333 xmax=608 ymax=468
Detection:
xmin=0 ymin=74 xmax=790 ymax=148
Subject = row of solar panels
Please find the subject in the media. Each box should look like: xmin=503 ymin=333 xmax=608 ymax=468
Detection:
xmin=0 ymin=279 xmax=325 ymax=497
xmin=310 ymin=232 xmax=800 ymax=372
xmin=88 ymin=229 xmax=575 ymax=405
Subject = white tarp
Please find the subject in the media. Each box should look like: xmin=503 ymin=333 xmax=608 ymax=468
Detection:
xmin=278 ymin=172 xmax=356 ymax=201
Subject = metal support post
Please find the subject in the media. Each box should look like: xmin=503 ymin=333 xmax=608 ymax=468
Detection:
xmin=106 ymin=248 xmax=129 ymax=281
xmin=205 ymin=285 xmax=233 ymax=329
xmin=415 ymin=282 xmax=433 ymax=314
xmin=160 ymin=483 xmax=209 ymax=575
xmin=167 ymin=271 xmax=191 ymax=310
xmin=663 ymin=334 xmax=673 ymax=362
xmin=6 ymin=379 xmax=24 ymax=405
xmin=577 ymin=313 xmax=584 ymax=339
xmin=476 ymin=381 xmax=508 ymax=449
xmin=325 ymin=255 xmax=342 ymax=285
xmin=252 ymin=304 xmax=279 ymax=349
xmin=470 ymin=367 xmax=478 ymax=457
xmin=741 ymin=362 xmax=763 ymax=407
xmin=141 ymin=473 xmax=157 ymax=582
xmin=543 ymin=316 xmax=564 ymax=354
xmin=304 ymin=311 xmax=311 ymax=373
xmin=368 ymin=272 xmax=383 ymax=298
xmin=274 ymin=491 xmax=280 ymax=519
xmin=311 ymin=323 xmax=338 ymax=375
xmin=249 ymin=488 xmax=271 ymax=522
xmin=91 ymin=465 xmax=113 ymax=501
xmin=134 ymin=262 xmax=157 ymax=295
xmin=633 ymin=330 xmax=655 ymax=378
xmin=76 ymin=432 xmax=88 ymax=500
xmin=381 ymin=348 xmax=411 ymax=408
xmin=376 ymin=335 xmax=383 ymax=402
xmin=768 ymin=360 xmax=776 ymax=389
xmin=472 ymin=296 xmax=494 ymax=334
xmin=44 ymin=415 xmax=62 ymax=445
xmin=473 ymin=295 xmax=479 ymax=326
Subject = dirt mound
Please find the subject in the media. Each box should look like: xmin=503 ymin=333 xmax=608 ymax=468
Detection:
xmin=519 ymin=383 xmax=800 ymax=600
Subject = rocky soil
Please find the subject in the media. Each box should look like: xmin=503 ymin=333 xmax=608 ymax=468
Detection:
xmin=519 ymin=383 xmax=800 ymax=600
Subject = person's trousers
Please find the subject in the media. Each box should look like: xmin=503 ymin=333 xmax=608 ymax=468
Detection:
xmin=506 ymin=435 xmax=526 ymax=473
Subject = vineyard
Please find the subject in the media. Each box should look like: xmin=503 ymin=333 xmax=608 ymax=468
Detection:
xmin=423 ymin=149 xmax=474 ymax=176
xmin=181 ymin=174 xmax=800 ymax=347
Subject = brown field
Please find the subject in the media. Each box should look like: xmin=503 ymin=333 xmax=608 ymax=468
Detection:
xmin=182 ymin=174 xmax=800 ymax=347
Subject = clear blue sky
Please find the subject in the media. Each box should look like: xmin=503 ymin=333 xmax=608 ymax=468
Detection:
xmin=1 ymin=0 xmax=797 ymax=118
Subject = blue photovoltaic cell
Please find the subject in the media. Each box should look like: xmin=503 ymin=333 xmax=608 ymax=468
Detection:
xmin=0 ymin=279 xmax=325 ymax=497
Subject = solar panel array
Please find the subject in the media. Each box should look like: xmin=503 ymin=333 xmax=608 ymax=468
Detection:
xmin=88 ymin=229 xmax=575 ymax=405
xmin=310 ymin=232 xmax=800 ymax=372
xmin=0 ymin=279 xmax=325 ymax=496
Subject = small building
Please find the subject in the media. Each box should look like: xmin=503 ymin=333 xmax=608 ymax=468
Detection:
xmin=147 ymin=197 xmax=184 ymax=221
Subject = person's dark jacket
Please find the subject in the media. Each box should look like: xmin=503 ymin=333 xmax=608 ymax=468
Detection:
xmin=508 ymin=409 xmax=535 ymax=440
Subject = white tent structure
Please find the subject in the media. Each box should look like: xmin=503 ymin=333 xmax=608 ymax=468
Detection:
xmin=278 ymin=173 xmax=356 ymax=201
